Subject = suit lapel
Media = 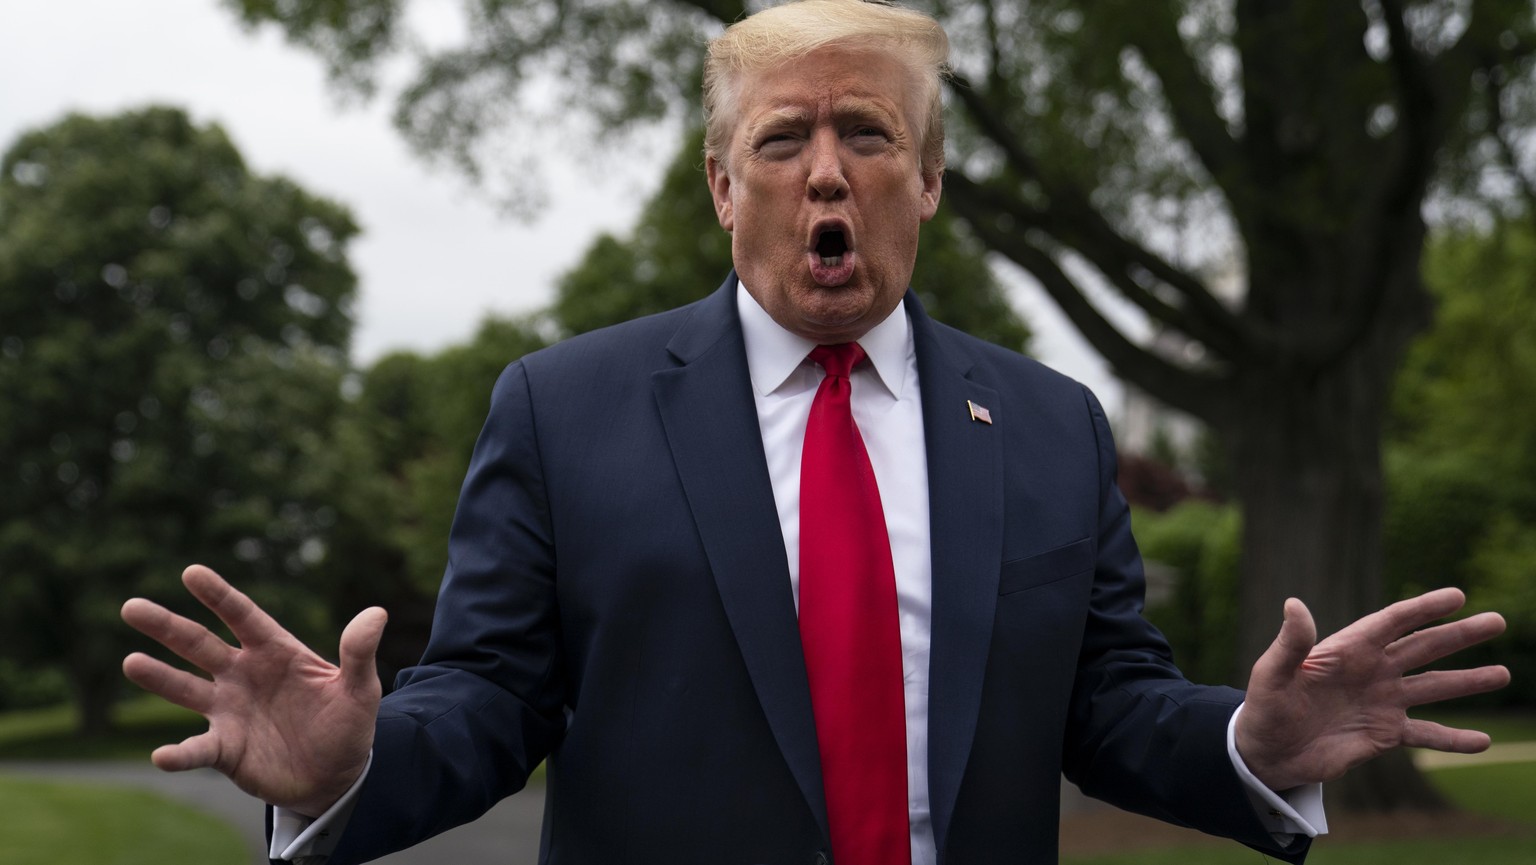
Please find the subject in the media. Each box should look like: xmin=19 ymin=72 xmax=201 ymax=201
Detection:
xmin=650 ymin=281 xmax=1003 ymax=851
xmin=909 ymin=297 xmax=1003 ymax=858
xmin=651 ymin=275 xmax=830 ymax=839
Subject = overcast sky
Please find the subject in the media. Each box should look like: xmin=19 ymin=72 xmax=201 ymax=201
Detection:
xmin=1 ymin=0 xmax=1120 ymax=403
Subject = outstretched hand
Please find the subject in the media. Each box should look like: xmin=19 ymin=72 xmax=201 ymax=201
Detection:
xmin=1235 ymin=588 xmax=1509 ymax=792
xmin=121 ymin=564 xmax=386 ymax=817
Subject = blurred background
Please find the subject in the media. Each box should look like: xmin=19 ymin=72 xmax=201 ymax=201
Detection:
xmin=1 ymin=1 xmax=1533 ymax=863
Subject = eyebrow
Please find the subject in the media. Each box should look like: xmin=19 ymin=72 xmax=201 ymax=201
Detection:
xmin=831 ymin=97 xmax=900 ymax=127
xmin=746 ymin=107 xmax=814 ymax=139
xmin=746 ymin=98 xmax=900 ymax=139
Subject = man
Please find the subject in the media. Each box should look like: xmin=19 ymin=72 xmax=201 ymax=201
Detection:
xmin=121 ymin=2 xmax=1510 ymax=864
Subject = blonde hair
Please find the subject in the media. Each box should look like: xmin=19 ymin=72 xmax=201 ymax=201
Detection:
xmin=703 ymin=0 xmax=949 ymax=177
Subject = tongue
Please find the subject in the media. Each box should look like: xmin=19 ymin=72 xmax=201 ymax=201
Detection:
xmin=808 ymin=249 xmax=855 ymax=286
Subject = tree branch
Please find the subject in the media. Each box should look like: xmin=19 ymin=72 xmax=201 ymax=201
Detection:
xmin=1298 ymin=0 xmax=1441 ymax=369
xmin=946 ymin=74 xmax=1266 ymax=364
xmin=945 ymin=171 xmax=1230 ymax=421
xmin=980 ymin=0 xmax=1009 ymax=98
xmin=946 ymin=172 xmax=1240 ymax=360
xmin=1120 ymin=2 xmax=1245 ymax=194
xmin=1485 ymin=55 xmax=1536 ymax=228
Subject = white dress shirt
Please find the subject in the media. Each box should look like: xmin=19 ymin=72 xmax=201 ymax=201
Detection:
xmin=273 ymin=283 xmax=1324 ymax=862
xmin=735 ymin=283 xmax=938 ymax=863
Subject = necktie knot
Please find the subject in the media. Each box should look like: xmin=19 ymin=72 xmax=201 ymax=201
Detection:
xmin=809 ymin=343 xmax=865 ymax=380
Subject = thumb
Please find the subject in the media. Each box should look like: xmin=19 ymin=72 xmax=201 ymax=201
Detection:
xmin=1254 ymin=597 xmax=1318 ymax=687
xmin=338 ymin=606 xmax=388 ymax=696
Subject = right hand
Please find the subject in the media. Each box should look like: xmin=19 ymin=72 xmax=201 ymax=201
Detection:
xmin=122 ymin=564 xmax=386 ymax=817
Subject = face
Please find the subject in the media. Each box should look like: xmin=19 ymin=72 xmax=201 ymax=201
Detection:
xmin=706 ymin=45 xmax=942 ymax=344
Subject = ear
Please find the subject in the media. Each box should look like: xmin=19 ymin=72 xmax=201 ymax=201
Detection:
xmin=706 ymin=155 xmax=734 ymax=232
xmin=918 ymin=169 xmax=942 ymax=223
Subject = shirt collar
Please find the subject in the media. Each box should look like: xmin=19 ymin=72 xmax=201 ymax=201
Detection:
xmin=736 ymin=280 xmax=911 ymax=400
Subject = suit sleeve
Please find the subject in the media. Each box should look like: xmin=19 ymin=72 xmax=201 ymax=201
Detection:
xmin=325 ymin=361 xmax=568 ymax=865
xmin=1061 ymin=386 xmax=1310 ymax=864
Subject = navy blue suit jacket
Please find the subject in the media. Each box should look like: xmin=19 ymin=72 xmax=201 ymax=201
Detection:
xmin=319 ymin=275 xmax=1309 ymax=864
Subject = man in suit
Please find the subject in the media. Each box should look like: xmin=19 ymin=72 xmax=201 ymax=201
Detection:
xmin=121 ymin=2 xmax=1510 ymax=863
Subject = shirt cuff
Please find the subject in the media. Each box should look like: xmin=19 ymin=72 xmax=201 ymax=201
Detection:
xmin=269 ymin=752 xmax=373 ymax=863
xmin=1226 ymin=703 xmax=1327 ymax=841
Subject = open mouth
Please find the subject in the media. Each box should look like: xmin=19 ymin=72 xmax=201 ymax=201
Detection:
xmin=816 ymin=229 xmax=849 ymax=267
xmin=808 ymin=220 xmax=856 ymax=286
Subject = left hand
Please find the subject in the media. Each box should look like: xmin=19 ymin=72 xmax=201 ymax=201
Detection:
xmin=1235 ymin=587 xmax=1509 ymax=791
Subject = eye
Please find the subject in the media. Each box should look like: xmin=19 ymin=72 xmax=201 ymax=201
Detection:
xmin=755 ymin=132 xmax=801 ymax=156
xmin=848 ymin=126 xmax=890 ymax=147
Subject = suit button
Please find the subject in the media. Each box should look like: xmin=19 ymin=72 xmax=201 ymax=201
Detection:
xmin=814 ymin=854 xmax=829 ymax=865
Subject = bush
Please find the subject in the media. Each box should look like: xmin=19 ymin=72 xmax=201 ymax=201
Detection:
xmin=1383 ymin=447 xmax=1536 ymax=708
xmin=1132 ymin=501 xmax=1242 ymax=686
xmin=0 ymin=661 xmax=68 ymax=712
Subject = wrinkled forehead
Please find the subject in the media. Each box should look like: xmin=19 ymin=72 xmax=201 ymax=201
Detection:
xmin=729 ymin=46 xmax=921 ymax=133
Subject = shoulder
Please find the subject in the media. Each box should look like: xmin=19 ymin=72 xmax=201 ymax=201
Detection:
xmin=922 ymin=316 xmax=1099 ymax=410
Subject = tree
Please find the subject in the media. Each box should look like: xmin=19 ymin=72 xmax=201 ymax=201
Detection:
xmin=0 ymin=107 xmax=360 ymax=734
xmin=223 ymin=0 xmax=1536 ymax=809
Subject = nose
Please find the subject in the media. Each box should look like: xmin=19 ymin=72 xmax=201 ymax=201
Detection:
xmin=805 ymin=129 xmax=848 ymax=201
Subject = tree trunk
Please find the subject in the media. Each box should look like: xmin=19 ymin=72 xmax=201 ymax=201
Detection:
xmin=1223 ymin=343 xmax=1448 ymax=811
xmin=70 ymin=655 xmax=118 ymax=738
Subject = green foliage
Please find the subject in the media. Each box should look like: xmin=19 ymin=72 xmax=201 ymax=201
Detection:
xmin=0 ymin=106 xmax=360 ymax=732
xmin=1385 ymin=224 xmax=1536 ymax=707
xmin=1133 ymin=501 xmax=1241 ymax=686
xmin=326 ymin=316 xmax=550 ymax=675
xmin=0 ymin=660 xmax=68 ymax=712
xmin=1393 ymin=226 xmax=1536 ymax=479
xmin=555 ymin=127 xmax=1030 ymax=351
xmin=0 ymin=775 xmax=248 ymax=865
xmin=553 ymin=130 xmax=733 ymax=335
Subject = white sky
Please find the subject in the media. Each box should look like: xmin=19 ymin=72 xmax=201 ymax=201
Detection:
xmin=0 ymin=0 xmax=1122 ymax=406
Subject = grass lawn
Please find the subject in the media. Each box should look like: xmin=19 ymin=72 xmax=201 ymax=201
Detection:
xmin=0 ymin=774 xmax=247 ymax=865
xmin=1065 ymin=836 xmax=1536 ymax=865
xmin=1429 ymin=761 xmax=1536 ymax=826
xmin=1063 ymin=729 xmax=1536 ymax=865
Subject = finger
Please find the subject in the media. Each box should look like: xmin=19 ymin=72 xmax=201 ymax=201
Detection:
xmin=122 ymin=652 xmax=216 ymax=714
xmin=1356 ymin=587 xmax=1467 ymax=647
xmin=182 ymin=564 xmax=286 ymax=648
xmin=1389 ymin=611 xmax=1507 ymax=671
xmin=1401 ymin=665 xmax=1513 ymax=708
xmin=151 ymin=730 xmax=221 ymax=772
xmin=121 ymin=597 xmax=238 ymax=675
xmin=1401 ymin=718 xmax=1494 ymax=754
xmin=338 ymin=607 xmax=388 ymax=697
xmin=1254 ymin=597 xmax=1318 ymax=686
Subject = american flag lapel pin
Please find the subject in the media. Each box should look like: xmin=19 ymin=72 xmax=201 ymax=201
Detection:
xmin=968 ymin=400 xmax=993 ymax=424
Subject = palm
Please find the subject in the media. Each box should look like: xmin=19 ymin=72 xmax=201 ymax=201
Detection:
xmin=1236 ymin=590 xmax=1509 ymax=792
xmin=122 ymin=565 xmax=385 ymax=815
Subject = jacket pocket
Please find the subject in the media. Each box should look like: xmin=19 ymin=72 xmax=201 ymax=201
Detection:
xmin=998 ymin=537 xmax=1093 ymax=595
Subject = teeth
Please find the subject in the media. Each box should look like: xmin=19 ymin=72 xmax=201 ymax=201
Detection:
xmin=820 ymin=255 xmax=843 ymax=266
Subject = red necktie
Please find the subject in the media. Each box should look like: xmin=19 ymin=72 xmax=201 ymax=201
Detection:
xmin=799 ymin=343 xmax=910 ymax=865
